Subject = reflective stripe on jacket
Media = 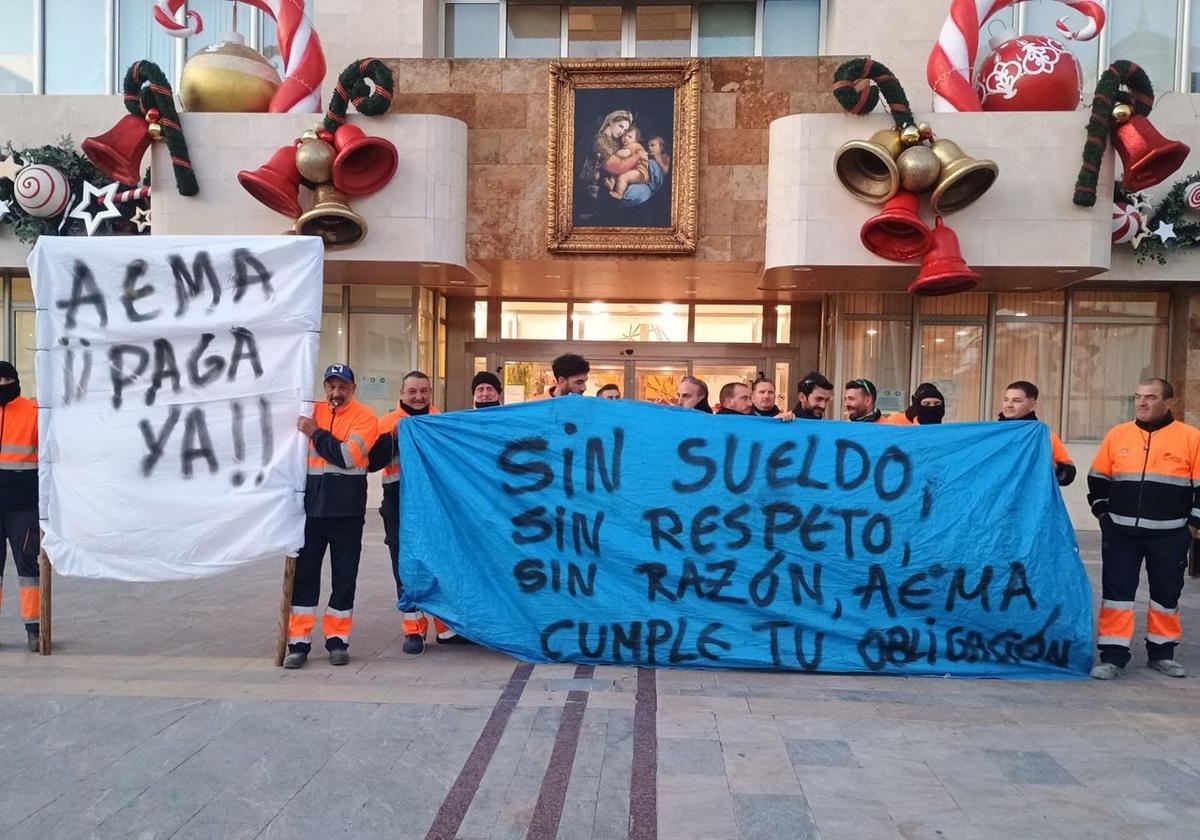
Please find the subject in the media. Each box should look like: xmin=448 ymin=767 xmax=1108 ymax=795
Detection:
xmin=373 ymin=405 xmax=440 ymax=485
xmin=1087 ymin=417 xmax=1200 ymax=530
xmin=0 ymin=396 xmax=37 ymax=509
xmin=304 ymin=399 xmax=379 ymax=518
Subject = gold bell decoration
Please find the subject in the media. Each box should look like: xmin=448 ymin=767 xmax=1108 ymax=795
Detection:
xmin=180 ymin=32 xmax=281 ymax=113
xmin=296 ymin=184 xmax=367 ymax=250
xmin=929 ymin=138 xmax=999 ymax=215
xmin=295 ymin=129 xmax=335 ymax=184
xmin=896 ymin=145 xmax=941 ymax=193
xmin=834 ymin=128 xmax=904 ymax=204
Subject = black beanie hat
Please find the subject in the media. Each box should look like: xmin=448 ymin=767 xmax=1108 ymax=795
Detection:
xmin=912 ymin=382 xmax=945 ymax=405
xmin=0 ymin=361 xmax=18 ymax=381
xmin=471 ymin=371 xmax=503 ymax=394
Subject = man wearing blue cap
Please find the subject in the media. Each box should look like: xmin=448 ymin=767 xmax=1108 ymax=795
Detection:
xmin=284 ymin=363 xmax=379 ymax=669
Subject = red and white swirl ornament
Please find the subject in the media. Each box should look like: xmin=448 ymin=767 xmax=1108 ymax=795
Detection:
xmin=1184 ymin=181 xmax=1200 ymax=211
xmin=1111 ymin=202 xmax=1142 ymax=245
xmin=154 ymin=0 xmax=325 ymax=113
xmin=14 ymin=164 xmax=72 ymax=219
xmin=928 ymin=0 xmax=1104 ymax=112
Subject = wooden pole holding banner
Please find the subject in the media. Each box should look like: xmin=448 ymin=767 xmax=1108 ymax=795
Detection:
xmin=274 ymin=555 xmax=297 ymax=666
xmin=38 ymin=549 xmax=52 ymax=655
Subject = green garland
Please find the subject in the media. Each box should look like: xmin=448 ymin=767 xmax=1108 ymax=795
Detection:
xmin=831 ymin=58 xmax=915 ymax=131
xmin=0 ymin=137 xmax=144 ymax=244
xmin=122 ymin=60 xmax=198 ymax=196
xmin=323 ymin=58 xmax=395 ymax=134
xmin=1074 ymin=60 xmax=1154 ymax=207
xmin=1114 ymin=172 xmax=1200 ymax=265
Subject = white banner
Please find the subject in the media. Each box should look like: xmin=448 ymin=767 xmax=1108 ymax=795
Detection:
xmin=30 ymin=236 xmax=323 ymax=581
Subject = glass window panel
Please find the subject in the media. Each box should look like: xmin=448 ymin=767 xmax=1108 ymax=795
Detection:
xmin=119 ymin=0 xmax=178 ymax=84
xmin=501 ymin=301 xmax=567 ymax=340
xmin=349 ymin=313 xmax=415 ymax=415
xmin=474 ymin=300 xmax=489 ymax=339
xmin=919 ymin=293 xmax=988 ymax=316
xmin=1022 ymin=0 xmax=1100 ymax=87
xmin=503 ymin=360 xmax=554 ymax=402
xmin=572 ymin=302 xmax=686 ymax=341
xmin=1068 ymin=322 xmax=1168 ymax=439
xmin=315 ymin=311 xmax=345 ymax=399
xmin=992 ymin=322 xmax=1064 ymax=432
xmin=995 ymin=291 xmax=1065 ymax=317
xmin=698 ymin=2 xmax=755 ymax=57
xmin=636 ymin=5 xmax=692 ymax=58
xmin=587 ymin=363 xmax=624 ymax=397
xmin=762 ymin=0 xmax=820 ymax=56
xmin=0 ymin=0 xmax=35 ymax=93
xmin=693 ymin=304 xmax=763 ymax=343
xmin=1072 ymin=291 xmax=1169 ymax=319
xmin=446 ymin=3 xmax=500 ymax=58
xmin=185 ymin=0 xmax=254 ymax=57
xmin=45 ymin=0 xmax=107 ymax=93
xmin=692 ymin=363 xmax=756 ymax=408
xmin=1192 ymin=4 xmax=1200 ymax=92
xmin=636 ymin=363 xmax=686 ymax=404
xmin=13 ymin=311 xmax=35 ymax=400
xmin=919 ymin=324 xmax=984 ymax=422
xmin=840 ymin=292 xmax=911 ymax=317
xmin=1108 ymin=0 xmax=1178 ymax=94
xmin=323 ymin=284 xmax=344 ymax=308
xmin=567 ymin=6 xmax=622 ymax=58
xmin=775 ymin=304 xmax=792 ymax=344
xmin=418 ymin=291 xmax=435 ymax=377
xmin=349 ymin=285 xmax=413 ymax=310
xmin=773 ymin=362 xmax=790 ymax=412
xmin=11 ymin=277 xmax=32 ymax=302
xmin=841 ymin=320 xmax=912 ymax=414
xmin=474 ymin=356 xmax=488 ymax=374
xmin=507 ymin=4 xmax=561 ymax=58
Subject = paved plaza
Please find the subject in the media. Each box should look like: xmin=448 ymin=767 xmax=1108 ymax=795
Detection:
xmin=0 ymin=524 xmax=1198 ymax=840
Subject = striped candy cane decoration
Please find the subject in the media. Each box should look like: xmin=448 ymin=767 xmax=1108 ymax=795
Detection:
xmin=154 ymin=0 xmax=325 ymax=113
xmin=115 ymin=186 xmax=152 ymax=203
xmin=927 ymin=0 xmax=1105 ymax=113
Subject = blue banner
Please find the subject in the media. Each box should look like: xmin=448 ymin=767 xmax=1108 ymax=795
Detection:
xmin=400 ymin=399 xmax=1093 ymax=678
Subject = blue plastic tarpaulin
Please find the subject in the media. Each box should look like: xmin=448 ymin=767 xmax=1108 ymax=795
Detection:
xmin=399 ymin=398 xmax=1093 ymax=678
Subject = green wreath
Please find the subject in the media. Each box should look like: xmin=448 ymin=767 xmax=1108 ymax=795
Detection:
xmin=1114 ymin=171 xmax=1200 ymax=264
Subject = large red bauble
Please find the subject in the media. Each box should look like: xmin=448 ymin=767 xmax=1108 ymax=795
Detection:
xmin=975 ymin=34 xmax=1082 ymax=111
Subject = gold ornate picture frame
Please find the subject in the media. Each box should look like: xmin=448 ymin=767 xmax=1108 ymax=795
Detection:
xmin=546 ymin=59 xmax=699 ymax=254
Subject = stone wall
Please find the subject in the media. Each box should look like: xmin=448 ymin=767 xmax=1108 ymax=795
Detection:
xmin=382 ymin=57 xmax=844 ymax=264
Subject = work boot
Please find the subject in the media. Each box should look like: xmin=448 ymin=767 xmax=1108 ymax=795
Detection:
xmin=1148 ymin=659 xmax=1187 ymax=678
xmin=27 ymin=632 xmax=39 ymax=653
xmin=1089 ymin=662 xmax=1123 ymax=680
xmin=282 ymin=651 xmax=308 ymax=670
xmin=437 ymin=634 xmax=477 ymax=646
xmin=403 ymin=634 xmax=425 ymax=655
xmin=329 ymin=648 xmax=350 ymax=666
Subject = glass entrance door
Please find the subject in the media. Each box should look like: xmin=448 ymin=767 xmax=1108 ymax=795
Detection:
xmin=501 ymin=358 xmax=769 ymax=406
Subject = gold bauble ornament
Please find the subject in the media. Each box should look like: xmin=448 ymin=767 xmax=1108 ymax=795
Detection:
xmin=900 ymin=124 xmax=922 ymax=146
xmin=179 ymin=32 xmax=281 ymax=113
xmin=896 ymin=145 xmax=941 ymax=192
xmin=295 ymin=130 xmax=335 ymax=184
xmin=918 ymin=122 xmax=933 ymax=140
xmin=1112 ymin=103 xmax=1133 ymax=124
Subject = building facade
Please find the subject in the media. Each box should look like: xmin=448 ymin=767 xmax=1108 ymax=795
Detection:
xmin=2 ymin=0 xmax=1199 ymax=529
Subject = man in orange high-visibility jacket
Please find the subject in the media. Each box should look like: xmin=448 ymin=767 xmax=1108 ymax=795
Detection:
xmin=997 ymin=380 xmax=1076 ymax=486
xmin=1088 ymin=377 xmax=1200 ymax=680
xmin=0 ymin=362 xmax=39 ymax=652
xmin=283 ymin=364 xmax=379 ymax=669
xmin=369 ymin=370 xmax=465 ymax=656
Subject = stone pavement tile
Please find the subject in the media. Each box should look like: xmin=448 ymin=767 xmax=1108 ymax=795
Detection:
xmin=657 ymin=774 xmax=737 ymax=840
xmin=657 ymin=736 xmax=725 ymax=776
xmin=553 ymin=794 xmax=600 ymax=840
xmin=731 ymin=792 xmax=819 ymax=840
xmin=657 ymin=708 xmax=718 ymax=740
xmin=784 ymin=737 xmax=858 ymax=768
xmin=985 ymin=749 xmax=1082 ymax=786
xmin=723 ymin=736 xmax=800 ymax=795
xmin=657 ymin=693 xmax=751 ymax=715
xmin=591 ymin=710 xmax=633 ymax=840
xmin=456 ymin=705 xmax=538 ymax=837
xmin=482 ymin=706 xmax=562 ymax=840
xmin=713 ymin=711 xmax=783 ymax=743
xmin=792 ymin=767 xmax=901 ymax=840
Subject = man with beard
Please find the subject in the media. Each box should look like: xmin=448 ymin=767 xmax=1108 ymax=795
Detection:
xmin=285 ymin=364 xmax=380 ymax=668
xmin=883 ymin=382 xmax=946 ymax=426
xmin=0 ymin=362 xmax=40 ymax=652
xmin=844 ymin=378 xmax=882 ymax=423
xmin=676 ymin=376 xmax=712 ymax=414
xmin=793 ymin=372 xmax=834 ymax=419
xmin=998 ymin=380 xmax=1074 ymax=486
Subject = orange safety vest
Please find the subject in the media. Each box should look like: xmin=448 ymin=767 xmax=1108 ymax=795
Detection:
xmin=378 ymin=404 xmax=440 ymax=485
xmin=0 ymin=395 xmax=37 ymax=472
xmin=881 ymin=412 xmax=912 ymax=426
xmin=1049 ymin=431 xmax=1071 ymax=467
xmin=1089 ymin=418 xmax=1200 ymax=530
xmin=307 ymin=399 xmax=378 ymax=476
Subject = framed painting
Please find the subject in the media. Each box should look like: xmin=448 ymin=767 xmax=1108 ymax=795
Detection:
xmin=546 ymin=59 xmax=699 ymax=254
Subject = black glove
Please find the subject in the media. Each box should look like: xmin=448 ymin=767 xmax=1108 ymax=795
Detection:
xmin=1054 ymin=461 xmax=1076 ymax=487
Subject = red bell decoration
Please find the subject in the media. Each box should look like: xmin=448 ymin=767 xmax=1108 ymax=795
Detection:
xmin=81 ymin=115 xmax=153 ymax=185
xmin=975 ymin=27 xmax=1082 ymax=112
xmin=237 ymin=144 xmax=303 ymax=219
xmin=331 ymin=124 xmax=398 ymax=197
xmin=860 ymin=191 xmax=933 ymax=262
xmin=1113 ymin=114 xmax=1191 ymax=192
xmin=908 ymin=217 xmax=980 ymax=297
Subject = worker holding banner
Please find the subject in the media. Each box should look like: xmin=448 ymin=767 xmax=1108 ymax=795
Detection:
xmin=844 ymin=378 xmax=882 ymax=423
xmin=284 ymin=364 xmax=379 ymax=669
xmin=1088 ymin=378 xmax=1200 ymax=681
xmin=676 ymin=376 xmax=712 ymax=414
xmin=883 ymin=383 xmax=946 ymax=426
xmin=0 ymin=362 xmax=39 ymax=652
xmin=793 ymin=372 xmax=835 ymax=419
xmin=998 ymin=380 xmax=1075 ymax=486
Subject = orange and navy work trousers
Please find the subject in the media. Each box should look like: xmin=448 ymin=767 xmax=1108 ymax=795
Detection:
xmin=1097 ymin=517 xmax=1189 ymax=667
xmin=380 ymin=491 xmax=454 ymax=641
xmin=0 ymin=507 xmax=39 ymax=637
xmin=288 ymin=515 xmax=364 ymax=654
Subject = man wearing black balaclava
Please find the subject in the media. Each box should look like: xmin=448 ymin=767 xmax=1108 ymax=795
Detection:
xmin=883 ymin=382 xmax=946 ymax=426
xmin=0 ymin=362 xmax=40 ymax=652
